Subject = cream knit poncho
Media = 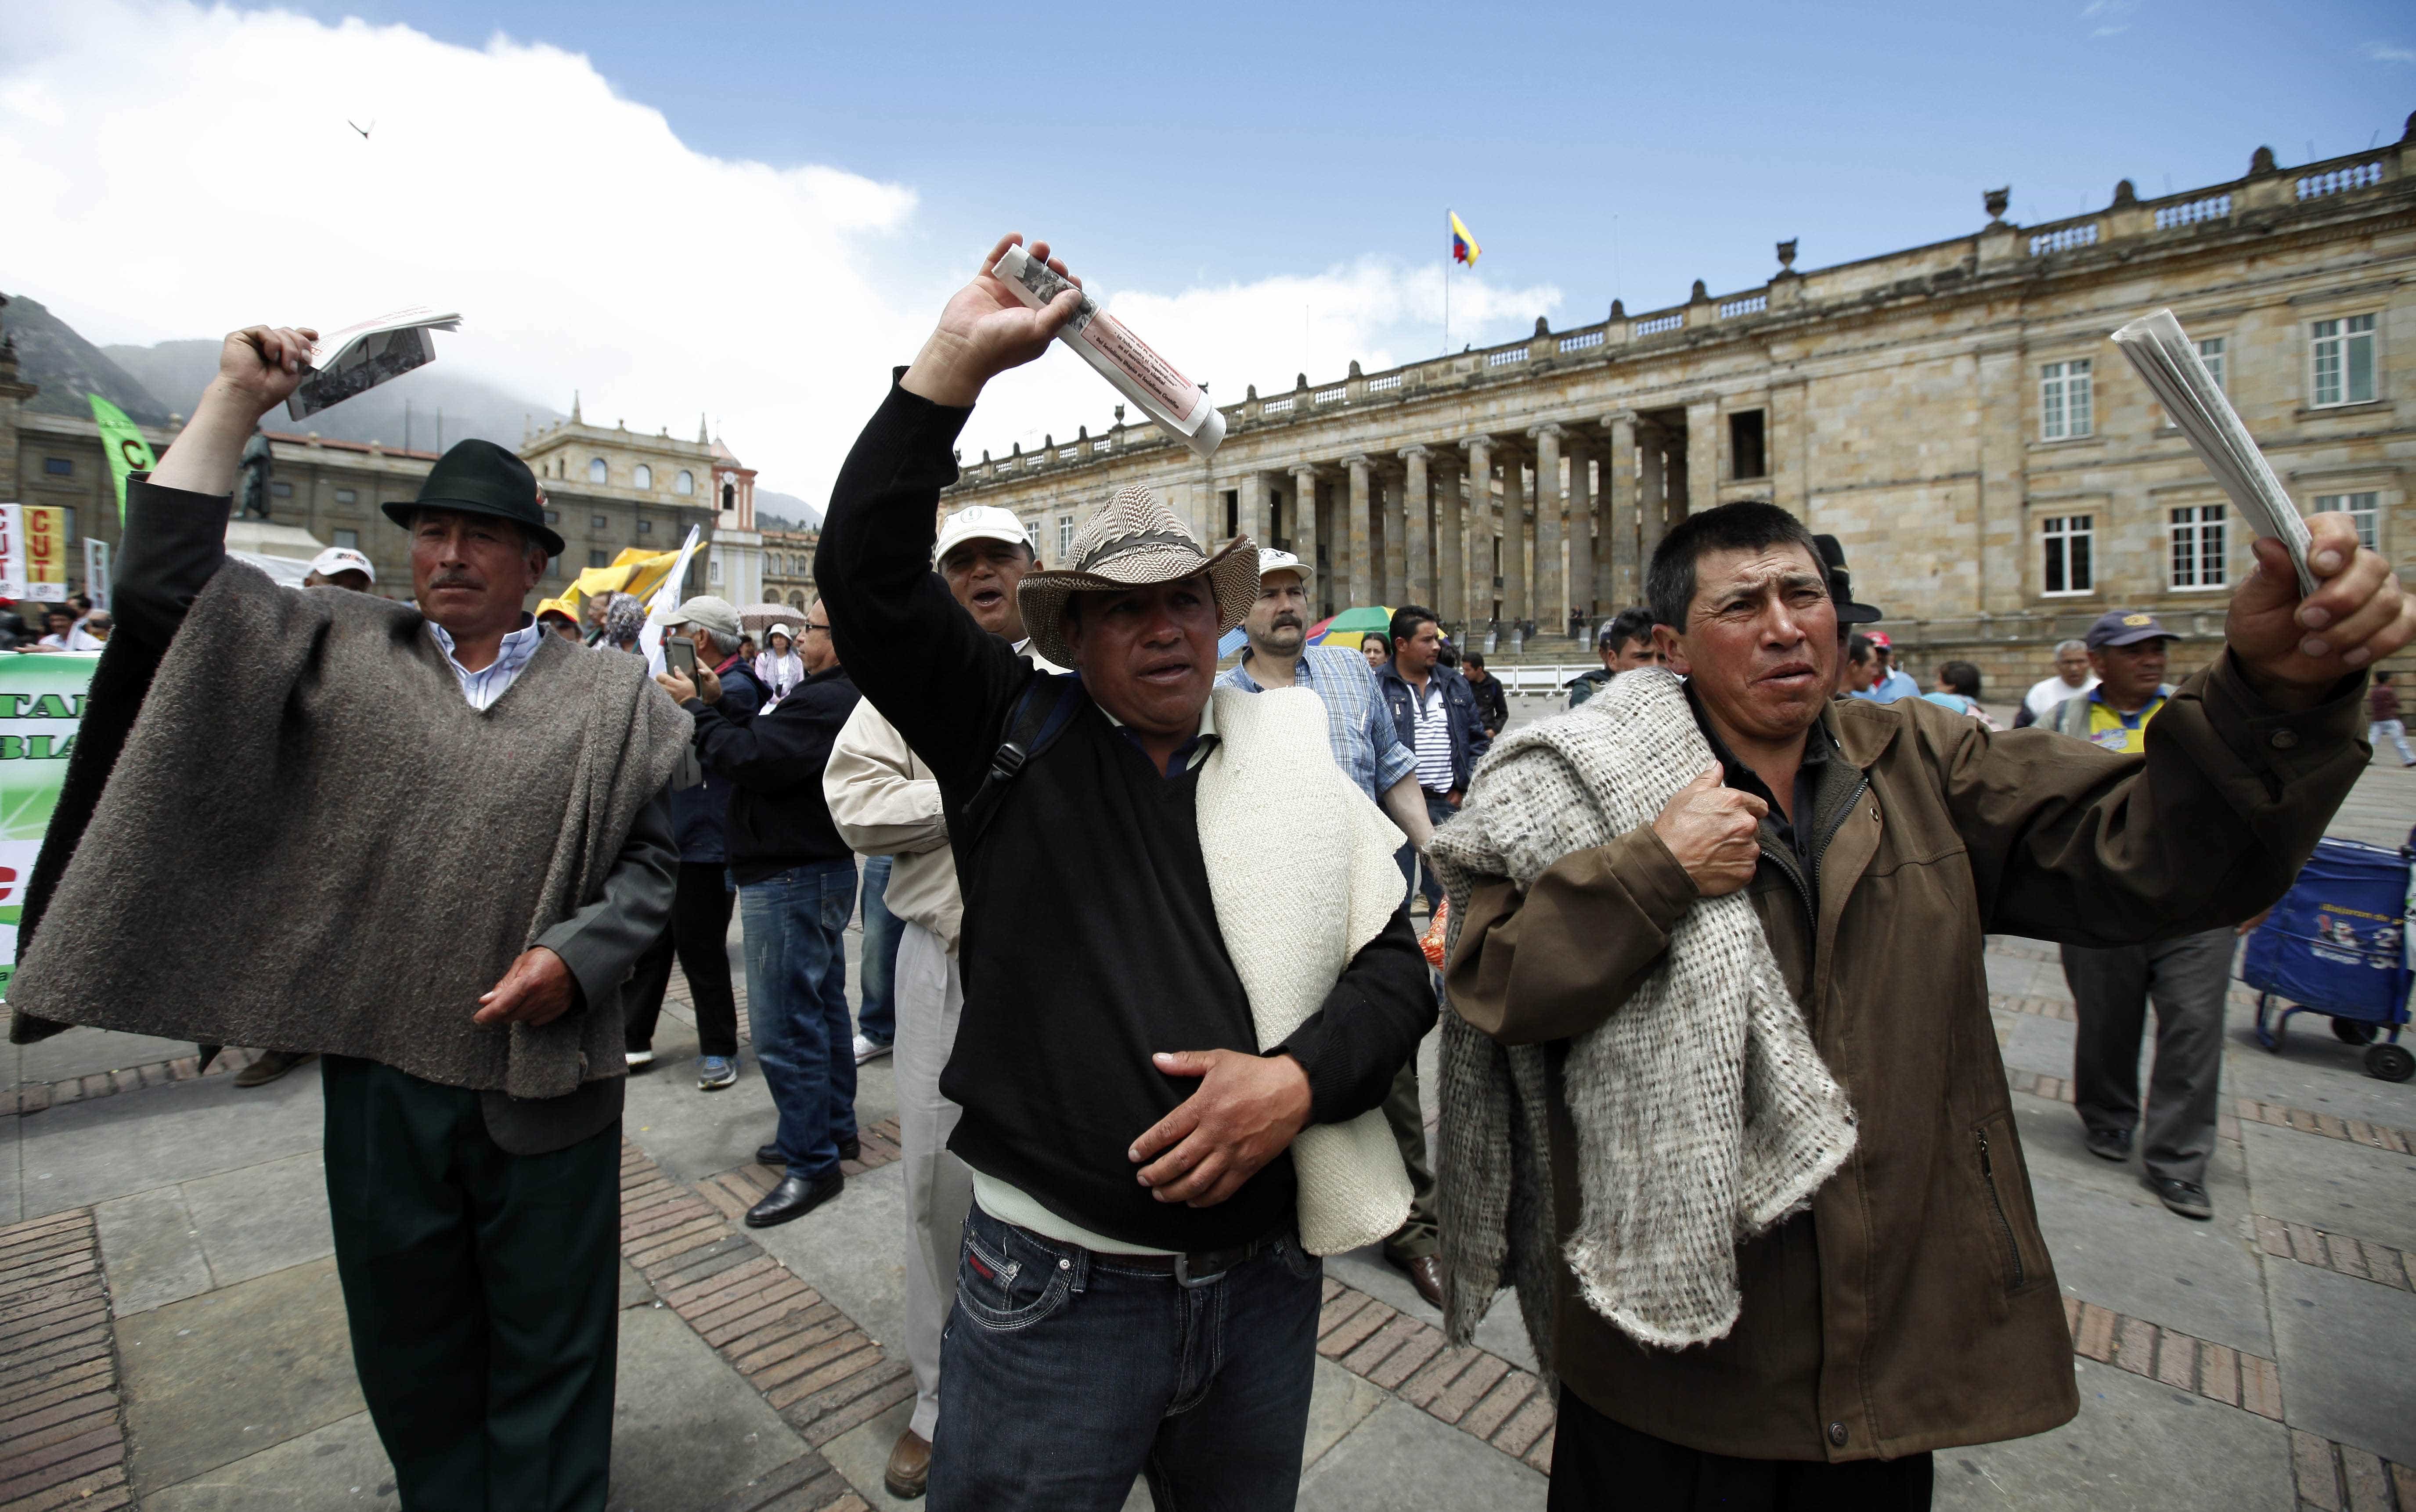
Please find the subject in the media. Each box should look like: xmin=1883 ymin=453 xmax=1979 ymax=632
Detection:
xmin=1428 ymin=668 xmax=1857 ymax=1356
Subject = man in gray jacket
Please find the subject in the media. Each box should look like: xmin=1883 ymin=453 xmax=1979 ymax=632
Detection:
xmin=8 ymin=324 xmax=685 ymax=1512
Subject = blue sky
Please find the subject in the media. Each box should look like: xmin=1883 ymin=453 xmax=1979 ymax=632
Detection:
xmin=7 ymin=0 xmax=2412 ymax=497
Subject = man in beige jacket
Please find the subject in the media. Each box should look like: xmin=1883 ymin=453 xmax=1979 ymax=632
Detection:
xmin=824 ymin=503 xmax=1057 ymax=1499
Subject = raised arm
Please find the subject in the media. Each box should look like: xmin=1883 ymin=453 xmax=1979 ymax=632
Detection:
xmin=814 ymin=235 xmax=1083 ymax=791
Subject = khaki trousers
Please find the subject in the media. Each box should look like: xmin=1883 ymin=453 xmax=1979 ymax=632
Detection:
xmin=895 ymin=919 xmax=974 ymax=1441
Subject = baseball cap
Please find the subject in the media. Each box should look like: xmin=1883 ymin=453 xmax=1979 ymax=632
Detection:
xmin=934 ymin=505 xmax=1032 ymax=565
xmin=1865 ymin=631 xmax=1893 ymax=649
xmin=307 ymin=546 xmax=376 ymax=585
xmin=2085 ymin=610 xmax=2174 ymax=650
xmin=662 ymin=595 xmax=743 ymax=642
xmin=1255 ymin=548 xmax=1314 ymax=584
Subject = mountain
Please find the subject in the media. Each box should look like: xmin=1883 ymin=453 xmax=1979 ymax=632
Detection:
xmin=101 ymin=338 xmax=565 ymax=449
xmin=1 ymin=295 xmax=172 ymax=424
xmin=754 ymin=490 xmax=822 ymax=531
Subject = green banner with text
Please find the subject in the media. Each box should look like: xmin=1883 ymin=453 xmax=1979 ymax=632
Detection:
xmin=0 ymin=653 xmax=96 ymax=999
xmin=89 ymin=395 xmax=156 ymax=524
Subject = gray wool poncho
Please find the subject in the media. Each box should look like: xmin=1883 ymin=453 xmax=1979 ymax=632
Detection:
xmin=8 ymin=560 xmax=690 ymax=1102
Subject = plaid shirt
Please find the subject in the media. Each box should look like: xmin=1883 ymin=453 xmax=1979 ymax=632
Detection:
xmin=1219 ymin=645 xmax=1417 ymax=803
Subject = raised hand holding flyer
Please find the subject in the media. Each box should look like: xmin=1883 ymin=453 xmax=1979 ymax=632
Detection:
xmin=992 ymin=246 xmax=1226 ymax=460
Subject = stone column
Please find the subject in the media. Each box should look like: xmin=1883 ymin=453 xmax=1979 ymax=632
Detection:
xmin=1344 ymin=455 xmax=1374 ymax=607
xmin=1565 ymin=432 xmax=1594 ymax=623
xmin=1399 ymin=446 xmax=1432 ymax=607
xmin=1686 ymin=396 xmax=1720 ymax=517
xmin=1380 ymin=462 xmax=1407 ymax=604
xmin=1433 ymin=450 xmax=1465 ymax=626
xmin=1603 ymin=411 xmax=1637 ymax=608
xmin=1500 ymin=444 xmax=1529 ymax=629
xmin=1529 ymin=424 xmax=1565 ymax=634
xmin=1291 ymin=463 xmax=1324 ymax=611
xmin=1460 ymin=437 xmax=1494 ymax=627
xmin=1637 ymin=417 xmax=1669 ymax=590
xmin=1238 ymin=472 xmax=1269 ymax=546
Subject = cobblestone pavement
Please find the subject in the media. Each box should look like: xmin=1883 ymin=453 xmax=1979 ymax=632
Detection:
xmin=0 ymin=756 xmax=2409 ymax=1510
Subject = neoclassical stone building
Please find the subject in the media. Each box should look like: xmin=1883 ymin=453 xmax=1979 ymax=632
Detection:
xmin=944 ymin=126 xmax=2416 ymax=680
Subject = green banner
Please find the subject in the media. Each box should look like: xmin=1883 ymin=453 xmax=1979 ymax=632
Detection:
xmin=89 ymin=395 xmax=156 ymax=524
xmin=0 ymin=654 xmax=96 ymax=998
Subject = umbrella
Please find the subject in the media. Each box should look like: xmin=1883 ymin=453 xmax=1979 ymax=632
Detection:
xmin=739 ymin=602 xmax=800 ymax=636
xmin=1315 ymin=605 xmax=1393 ymax=648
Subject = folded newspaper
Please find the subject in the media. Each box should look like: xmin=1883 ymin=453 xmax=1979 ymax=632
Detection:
xmin=286 ymin=307 xmax=462 ymax=421
xmin=992 ymin=246 xmax=1226 ymax=460
xmin=2110 ymin=308 xmax=2315 ymax=597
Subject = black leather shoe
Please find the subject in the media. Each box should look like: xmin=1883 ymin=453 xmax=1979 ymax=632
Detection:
xmin=2148 ymin=1176 xmax=2213 ymax=1220
xmin=757 ymin=1138 xmax=858 ymax=1167
xmin=745 ymin=1171 xmax=844 ymax=1228
xmin=2084 ymin=1127 xmax=2132 ymax=1162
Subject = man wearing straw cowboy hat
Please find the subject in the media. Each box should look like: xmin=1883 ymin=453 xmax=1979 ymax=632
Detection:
xmin=816 ymin=234 xmax=1435 ymax=1511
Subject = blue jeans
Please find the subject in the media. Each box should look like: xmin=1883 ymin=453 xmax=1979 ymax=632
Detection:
xmin=739 ymin=860 xmax=860 ymax=1180
xmin=856 ymin=854 xmax=901 ymax=1047
xmin=1396 ymin=790 xmax=1457 ymax=909
xmin=930 ymin=1204 xmax=1321 ymax=1512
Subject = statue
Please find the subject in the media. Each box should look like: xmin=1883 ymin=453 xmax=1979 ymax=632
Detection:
xmin=237 ymin=430 xmax=273 ymax=520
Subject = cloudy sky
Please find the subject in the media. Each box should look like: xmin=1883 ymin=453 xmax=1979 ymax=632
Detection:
xmin=4 ymin=0 xmax=2410 ymax=503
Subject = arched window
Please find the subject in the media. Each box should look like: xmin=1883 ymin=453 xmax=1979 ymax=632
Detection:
xmin=722 ymin=482 xmax=735 ymax=512
xmin=588 ymin=457 xmax=607 ymax=484
xmin=633 ymin=464 xmax=652 ymax=490
xmin=674 ymin=470 xmax=694 ymax=495
xmin=789 ymin=590 xmax=806 ymax=608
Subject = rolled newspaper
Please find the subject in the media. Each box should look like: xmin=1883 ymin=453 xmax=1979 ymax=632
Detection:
xmin=992 ymin=246 xmax=1226 ymax=460
xmin=2109 ymin=309 xmax=2315 ymax=597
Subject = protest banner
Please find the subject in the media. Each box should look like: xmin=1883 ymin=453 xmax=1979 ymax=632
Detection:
xmin=0 ymin=504 xmax=72 ymax=603
xmin=0 ymin=653 xmax=95 ymax=998
xmin=83 ymin=539 xmax=111 ymax=612
xmin=88 ymin=395 xmax=157 ymax=524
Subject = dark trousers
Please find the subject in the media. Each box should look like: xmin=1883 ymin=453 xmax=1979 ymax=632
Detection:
xmin=2061 ymin=929 xmax=2233 ymax=1185
xmin=321 ymin=1056 xmax=620 ymax=1512
xmin=740 ymin=859 xmax=859 ymax=1179
xmin=930 ymin=1204 xmax=1321 ymax=1512
xmin=1395 ymin=791 xmax=1457 ymax=910
xmin=1547 ymin=1387 xmax=1933 ymax=1511
xmin=856 ymin=854 xmax=901 ymax=1047
xmin=1380 ymin=1052 xmax=1440 ymax=1264
xmin=624 ymin=860 xmax=740 ymax=1058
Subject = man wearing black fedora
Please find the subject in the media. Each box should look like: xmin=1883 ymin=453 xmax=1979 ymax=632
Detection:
xmin=7 ymin=324 xmax=689 ymax=1511
xmin=818 ymin=238 xmax=1436 ymax=1511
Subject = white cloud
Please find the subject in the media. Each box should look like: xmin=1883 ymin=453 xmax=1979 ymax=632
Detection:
xmin=0 ymin=1 xmax=1560 ymax=501
xmin=2081 ymin=0 xmax=2138 ymax=36
xmin=2366 ymin=42 xmax=2416 ymax=65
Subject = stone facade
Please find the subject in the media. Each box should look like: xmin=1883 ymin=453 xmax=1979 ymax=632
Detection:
xmin=761 ymin=526 xmax=819 ymax=611
xmin=943 ymin=127 xmax=2416 ymax=687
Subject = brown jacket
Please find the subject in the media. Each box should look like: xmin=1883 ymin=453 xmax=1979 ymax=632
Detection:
xmin=1447 ymin=657 xmax=2365 ymax=1461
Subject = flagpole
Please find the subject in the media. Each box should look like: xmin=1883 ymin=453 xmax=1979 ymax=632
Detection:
xmin=1443 ymin=207 xmax=1451 ymax=355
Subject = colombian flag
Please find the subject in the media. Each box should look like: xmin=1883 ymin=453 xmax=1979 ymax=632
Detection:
xmin=1450 ymin=211 xmax=1480 ymax=266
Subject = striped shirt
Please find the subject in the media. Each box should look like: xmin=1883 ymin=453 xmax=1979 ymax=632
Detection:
xmin=1403 ymin=675 xmax=1456 ymax=793
xmin=1219 ymin=645 xmax=1417 ymax=803
xmin=426 ymin=618 xmax=545 ymax=711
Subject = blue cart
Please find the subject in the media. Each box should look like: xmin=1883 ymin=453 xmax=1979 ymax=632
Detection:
xmin=2243 ymin=834 xmax=2415 ymax=1083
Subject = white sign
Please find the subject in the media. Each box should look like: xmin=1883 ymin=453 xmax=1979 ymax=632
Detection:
xmin=0 ymin=505 xmax=69 ymax=603
xmin=82 ymin=538 xmax=110 ymax=612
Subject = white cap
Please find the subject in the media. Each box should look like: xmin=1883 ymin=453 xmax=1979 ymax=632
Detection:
xmin=935 ymin=505 xmax=1032 ymax=565
xmin=1255 ymin=548 xmax=1313 ymax=584
xmin=308 ymin=546 xmax=375 ymax=584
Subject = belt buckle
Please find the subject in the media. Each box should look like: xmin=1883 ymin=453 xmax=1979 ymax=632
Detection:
xmin=1172 ymin=1251 xmax=1229 ymax=1288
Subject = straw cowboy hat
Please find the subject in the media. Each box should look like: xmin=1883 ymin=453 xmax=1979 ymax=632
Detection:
xmin=1017 ymin=486 xmax=1259 ymax=669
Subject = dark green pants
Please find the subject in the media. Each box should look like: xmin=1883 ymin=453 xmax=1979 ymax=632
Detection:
xmin=322 ymin=1055 xmax=620 ymax=1512
xmin=1380 ymin=1058 xmax=1440 ymax=1264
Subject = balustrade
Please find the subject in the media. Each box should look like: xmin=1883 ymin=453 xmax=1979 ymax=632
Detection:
xmin=2298 ymin=161 xmax=2384 ymax=200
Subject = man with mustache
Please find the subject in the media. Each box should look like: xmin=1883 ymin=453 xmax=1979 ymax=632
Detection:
xmin=815 ymin=236 xmax=1435 ymax=1510
xmin=1219 ymin=548 xmax=1447 ymax=1308
xmin=8 ymin=324 xmax=688 ymax=1511
xmin=1437 ymin=498 xmax=2408 ymax=1508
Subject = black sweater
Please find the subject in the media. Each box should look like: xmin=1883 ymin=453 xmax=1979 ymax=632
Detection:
xmin=816 ymin=379 xmax=1434 ymax=1252
xmin=689 ymin=665 xmax=859 ymax=885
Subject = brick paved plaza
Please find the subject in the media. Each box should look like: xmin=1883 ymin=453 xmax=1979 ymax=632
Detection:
xmin=2 ymin=743 xmax=2411 ymax=1511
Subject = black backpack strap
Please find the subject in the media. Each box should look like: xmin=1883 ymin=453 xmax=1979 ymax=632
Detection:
xmin=960 ymin=672 xmax=1084 ymax=849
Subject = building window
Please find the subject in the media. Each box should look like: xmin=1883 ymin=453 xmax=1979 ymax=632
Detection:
xmin=633 ymin=464 xmax=652 ymax=490
xmin=543 ymin=508 xmax=559 ymax=524
xmin=591 ymin=514 xmax=607 ymax=529
xmin=2316 ymin=491 xmax=2382 ymax=551
xmin=2041 ymin=515 xmax=2094 ymax=595
xmin=2196 ymin=336 xmax=2227 ymax=392
xmin=588 ymin=549 xmax=610 ymax=569
xmin=709 ymin=551 xmax=723 ymax=585
xmin=1728 ymin=410 xmax=1767 ymax=480
xmin=637 ymin=519 xmax=653 ymax=535
xmin=2040 ymin=360 xmax=2093 ymax=440
xmin=42 ymin=457 xmax=72 ymax=476
xmin=333 ymin=529 xmax=359 ymax=550
xmin=675 ymin=470 xmax=694 ymax=495
xmin=2169 ymin=504 xmax=2227 ymax=589
xmin=588 ymin=457 xmax=608 ymax=483
xmin=2311 ymin=314 xmax=2377 ymax=407
xmin=1057 ymin=514 xmax=1076 ymax=562
xmin=1222 ymin=490 xmax=1239 ymax=540
xmin=335 ymin=488 xmax=358 ymax=504
xmin=270 ymin=481 xmax=293 ymax=497
xmin=1024 ymin=518 xmax=1043 ymax=553
xmin=721 ymin=482 xmax=735 ymax=512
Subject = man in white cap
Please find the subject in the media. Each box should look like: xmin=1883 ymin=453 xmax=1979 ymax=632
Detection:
xmin=305 ymin=544 xmax=377 ymax=594
xmin=1219 ymin=548 xmax=1448 ymax=1307
xmin=625 ymin=596 xmax=762 ymax=1089
xmin=821 ymin=501 xmax=1059 ymax=1499
xmin=817 ymin=235 xmax=1435 ymax=1511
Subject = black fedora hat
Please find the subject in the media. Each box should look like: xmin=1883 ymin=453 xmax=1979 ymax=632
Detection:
xmin=1811 ymin=533 xmax=1883 ymax=626
xmin=383 ymin=439 xmax=566 ymax=558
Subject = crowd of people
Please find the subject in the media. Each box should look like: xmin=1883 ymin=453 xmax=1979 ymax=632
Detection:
xmin=6 ymin=237 xmax=2412 ymax=1512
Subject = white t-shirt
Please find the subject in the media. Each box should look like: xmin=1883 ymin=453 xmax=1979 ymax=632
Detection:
xmin=2024 ymin=673 xmax=2098 ymax=720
